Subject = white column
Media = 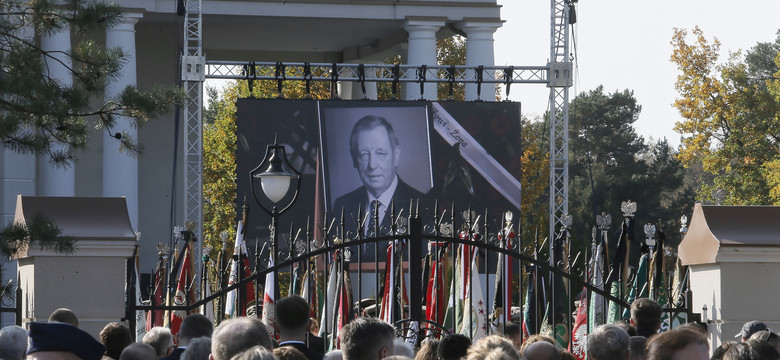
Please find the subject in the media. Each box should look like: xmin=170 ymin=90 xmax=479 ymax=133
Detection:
xmin=104 ymin=13 xmax=142 ymax=229
xmin=38 ymin=25 xmax=75 ymax=196
xmin=403 ymin=20 xmax=443 ymax=101
xmin=461 ymin=21 xmax=501 ymax=101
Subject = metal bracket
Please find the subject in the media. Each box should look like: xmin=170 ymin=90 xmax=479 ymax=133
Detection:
xmin=547 ymin=61 xmax=573 ymax=87
xmin=181 ymin=55 xmax=206 ymax=81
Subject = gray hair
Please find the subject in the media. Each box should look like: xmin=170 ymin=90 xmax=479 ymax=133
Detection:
xmin=587 ymin=324 xmax=630 ymax=360
xmin=142 ymin=326 xmax=174 ymax=357
xmin=340 ymin=318 xmax=395 ymax=360
xmin=212 ymin=317 xmax=273 ymax=360
xmin=0 ymin=325 xmax=28 ymax=360
xmin=181 ymin=337 xmax=212 ymax=360
xmin=230 ymin=346 xmax=278 ymax=360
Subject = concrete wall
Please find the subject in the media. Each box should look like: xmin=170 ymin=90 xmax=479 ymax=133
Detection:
xmin=689 ymin=247 xmax=780 ymax=352
xmin=18 ymin=240 xmax=135 ymax=338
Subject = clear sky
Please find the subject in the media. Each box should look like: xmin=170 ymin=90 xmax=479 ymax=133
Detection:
xmin=494 ymin=0 xmax=780 ymax=148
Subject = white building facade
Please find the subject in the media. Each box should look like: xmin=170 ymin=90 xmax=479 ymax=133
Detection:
xmin=0 ymin=0 xmax=503 ymax=326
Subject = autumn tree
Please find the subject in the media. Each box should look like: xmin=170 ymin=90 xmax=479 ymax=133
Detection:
xmin=671 ymin=27 xmax=780 ymax=204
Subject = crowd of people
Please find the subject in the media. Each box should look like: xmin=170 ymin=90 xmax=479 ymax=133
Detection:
xmin=1 ymin=296 xmax=779 ymax=360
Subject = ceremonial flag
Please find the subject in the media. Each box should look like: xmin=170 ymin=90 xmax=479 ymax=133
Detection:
xmin=334 ymin=263 xmax=353 ymax=348
xmin=588 ymin=229 xmax=606 ymax=330
xmin=262 ymin=255 xmax=277 ymax=338
xmin=425 ymin=246 xmax=446 ymax=325
xmin=319 ymin=252 xmax=340 ymax=339
xmin=460 ymin=249 xmax=487 ymax=340
xmin=133 ymin=244 xmax=147 ymax=341
xmin=379 ymin=241 xmax=409 ymax=324
xmin=170 ymin=242 xmax=193 ymax=335
xmin=670 ymin=257 xmax=688 ymax=328
xmin=607 ymin=218 xmax=631 ymax=324
xmin=522 ymin=265 xmax=546 ymax=339
xmin=622 ymin=245 xmax=649 ymax=319
xmin=569 ymin=289 xmax=588 ymax=360
xmin=442 ymin=245 xmax=465 ymax=334
xmin=225 ymin=220 xmax=256 ymax=317
xmin=651 ymin=230 xmax=670 ymax=332
xmin=492 ymin=223 xmax=514 ymax=331
xmin=146 ymin=260 xmax=165 ymax=330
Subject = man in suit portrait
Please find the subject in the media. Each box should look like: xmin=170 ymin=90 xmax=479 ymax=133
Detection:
xmin=332 ymin=115 xmax=426 ymax=237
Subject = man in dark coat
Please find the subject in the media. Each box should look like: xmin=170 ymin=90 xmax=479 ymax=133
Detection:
xmin=276 ymin=296 xmax=324 ymax=360
xmin=332 ymin=115 xmax=425 ymax=238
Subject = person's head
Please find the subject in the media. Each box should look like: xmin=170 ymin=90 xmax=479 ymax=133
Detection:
xmin=323 ymin=350 xmax=343 ymax=360
xmin=736 ymin=321 xmax=768 ymax=342
xmin=26 ymin=322 xmax=106 ymax=360
xmin=587 ymin=324 xmax=630 ymax=360
xmin=349 ymin=115 xmax=401 ymax=198
xmin=340 ymin=317 xmax=395 ymax=360
xmin=210 ymin=317 xmax=273 ymax=360
xmin=745 ymin=339 xmax=778 ymax=360
xmin=712 ymin=342 xmax=738 ymax=360
xmin=749 ymin=330 xmax=780 ymax=354
xmin=414 ymin=339 xmax=439 ymax=360
xmin=722 ymin=342 xmax=760 ymax=360
xmin=522 ymin=341 xmax=560 ymax=360
xmin=229 ymin=346 xmax=277 ymax=360
xmin=48 ymin=308 xmax=79 ymax=327
xmin=273 ymin=346 xmax=307 ymax=360
xmin=0 ymin=325 xmax=28 ymax=360
xmin=628 ymin=336 xmax=647 ymax=360
xmin=463 ymin=335 xmax=520 ymax=360
xmin=119 ymin=343 xmax=157 ymax=360
xmin=181 ymin=337 xmax=212 ymax=360
xmin=437 ymin=334 xmax=472 ymax=360
xmin=519 ymin=335 xmax=555 ymax=354
xmin=276 ymin=296 xmax=311 ymax=340
xmin=309 ymin=318 xmax=320 ymax=336
xmin=143 ymin=327 xmax=175 ymax=357
xmin=392 ymin=340 xmax=414 ymax=358
xmin=646 ymin=328 xmax=708 ymax=360
xmin=501 ymin=322 xmax=522 ymax=351
xmin=613 ymin=319 xmax=638 ymax=337
xmin=558 ymin=350 xmax=576 ymax=360
xmin=179 ymin=314 xmax=214 ymax=346
xmin=630 ymin=298 xmax=662 ymax=337
xmin=100 ymin=322 xmax=133 ymax=360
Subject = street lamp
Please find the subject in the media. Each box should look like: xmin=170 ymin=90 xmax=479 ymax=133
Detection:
xmin=249 ymin=140 xmax=301 ymax=319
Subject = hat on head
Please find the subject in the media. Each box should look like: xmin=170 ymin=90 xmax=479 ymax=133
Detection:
xmin=736 ymin=320 xmax=769 ymax=338
xmin=27 ymin=322 xmax=106 ymax=360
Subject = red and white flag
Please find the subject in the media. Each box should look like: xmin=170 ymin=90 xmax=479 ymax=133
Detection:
xmin=262 ymin=256 xmax=276 ymax=338
xmin=170 ymin=243 xmax=193 ymax=335
xmin=569 ymin=289 xmax=589 ymax=360
xmin=225 ymin=221 xmax=256 ymax=317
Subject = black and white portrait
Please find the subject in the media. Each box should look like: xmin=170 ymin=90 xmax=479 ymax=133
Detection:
xmin=320 ymin=103 xmax=433 ymax=234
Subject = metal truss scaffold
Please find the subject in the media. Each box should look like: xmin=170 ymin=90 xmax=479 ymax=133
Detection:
xmin=206 ymin=62 xmax=549 ymax=85
xmin=181 ymin=0 xmax=205 ymax=285
xmin=183 ymin=0 xmax=575 ymax=276
xmin=548 ymin=0 xmax=574 ymax=262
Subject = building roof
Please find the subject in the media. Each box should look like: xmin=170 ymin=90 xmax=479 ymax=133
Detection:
xmin=678 ymin=203 xmax=780 ymax=265
xmin=14 ymin=196 xmax=136 ymax=241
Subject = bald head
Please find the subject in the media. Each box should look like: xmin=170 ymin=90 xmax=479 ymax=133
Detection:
xmin=49 ymin=308 xmax=79 ymax=327
xmin=523 ymin=341 xmax=560 ymax=360
xmin=119 ymin=343 xmax=157 ymax=360
xmin=210 ymin=317 xmax=273 ymax=360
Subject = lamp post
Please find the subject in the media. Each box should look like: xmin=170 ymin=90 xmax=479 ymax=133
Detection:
xmin=249 ymin=140 xmax=301 ymax=320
